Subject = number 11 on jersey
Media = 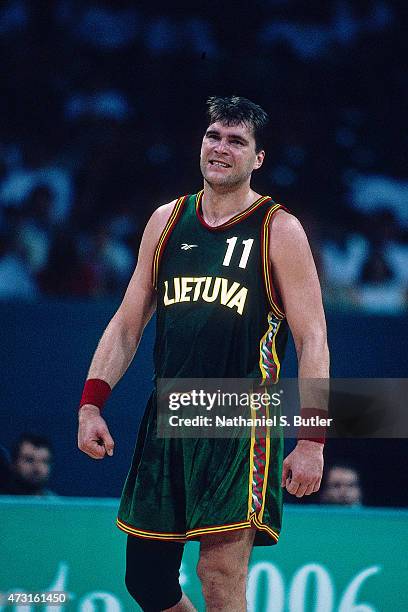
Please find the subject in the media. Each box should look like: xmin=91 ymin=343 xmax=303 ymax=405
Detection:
xmin=223 ymin=237 xmax=254 ymax=269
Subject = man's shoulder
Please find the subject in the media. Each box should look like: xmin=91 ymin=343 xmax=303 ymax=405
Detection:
xmin=152 ymin=199 xmax=179 ymax=220
xmin=268 ymin=209 xmax=309 ymax=260
xmin=152 ymin=194 xmax=191 ymax=224
xmin=269 ymin=208 xmax=303 ymax=237
xmin=150 ymin=194 xmax=195 ymax=233
xmin=146 ymin=199 xmax=180 ymax=237
xmin=141 ymin=196 xmax=191 ymax=247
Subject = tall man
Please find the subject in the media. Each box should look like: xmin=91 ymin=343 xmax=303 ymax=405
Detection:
xmin=78 ymin=96 xmax=329 ymax=611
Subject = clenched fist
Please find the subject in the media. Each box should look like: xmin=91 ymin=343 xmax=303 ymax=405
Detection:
xmin=281 ymin=440 xmax=324 ymax=497
xmin=78 ymin=405 xmax=115 ymax=459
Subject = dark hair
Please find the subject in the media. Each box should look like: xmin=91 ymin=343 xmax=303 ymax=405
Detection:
xmin=206 ymin=96 xmax=269 ymax=152
xmin=11 ymin=433 xmax=53 ymax=462
xmin=320 ymin=463 xmax=361 ymax=493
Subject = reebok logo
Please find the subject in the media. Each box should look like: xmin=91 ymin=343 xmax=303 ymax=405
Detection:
xmin=181 ymin=244 xmax=198 ymax=250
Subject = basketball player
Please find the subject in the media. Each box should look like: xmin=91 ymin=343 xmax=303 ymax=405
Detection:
xmin=78 ymin=96 xmax=329 ymax=611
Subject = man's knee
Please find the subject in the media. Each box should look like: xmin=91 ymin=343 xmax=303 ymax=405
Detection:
xmin=125 ymin=536 xmax=184 ymax=611
xmin=197 ymin=555 xmax=247 ymax=606
xmin=197 ymin=555 xmax=247 ymax=584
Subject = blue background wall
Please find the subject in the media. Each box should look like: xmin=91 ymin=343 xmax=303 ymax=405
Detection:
xmin=1 ymin=302 xmax=407 ymax=501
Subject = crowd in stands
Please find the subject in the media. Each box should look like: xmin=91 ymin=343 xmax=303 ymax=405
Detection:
xmin=0 ymin=0 xmax=407 ymax=312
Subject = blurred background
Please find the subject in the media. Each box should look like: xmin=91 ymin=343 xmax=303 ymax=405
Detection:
xmin=0 ymin=0 xmax=407 ymax=504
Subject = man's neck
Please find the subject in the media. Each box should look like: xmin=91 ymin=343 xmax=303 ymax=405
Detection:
xmin=201 ymin=182 xmax=260 ymax=226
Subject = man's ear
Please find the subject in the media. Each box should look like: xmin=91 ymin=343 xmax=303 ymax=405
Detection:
xmin=254 ymin=150 xmax=265 ymax=170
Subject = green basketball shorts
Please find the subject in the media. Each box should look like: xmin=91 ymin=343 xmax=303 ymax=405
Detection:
xmin=117 ymin=391 xmax=283 ymax=546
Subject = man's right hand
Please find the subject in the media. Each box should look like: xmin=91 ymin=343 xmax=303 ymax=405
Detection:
xmin=78 ymin=405 xmax=115 ymax=459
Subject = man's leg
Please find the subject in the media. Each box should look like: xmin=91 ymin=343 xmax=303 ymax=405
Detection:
xmin=197 ymin=527 xmax=256 ymax=612
xmin=163 ymin=593 xmax=196 ymax=611
xmin=125 ymin=536 xmax=196 ymax=611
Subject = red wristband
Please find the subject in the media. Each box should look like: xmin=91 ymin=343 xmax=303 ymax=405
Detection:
xmin=297 ymin=407 xmax=327 ymax=445
xmin=79 ymin=378 xmax=112 ymax=411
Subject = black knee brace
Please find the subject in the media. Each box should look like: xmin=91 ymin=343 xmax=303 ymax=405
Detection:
xmin=125 ymin=536 xmax=184 ymax=611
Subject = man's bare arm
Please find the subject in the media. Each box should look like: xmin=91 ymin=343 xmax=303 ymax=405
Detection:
xmin=269 ymin=210 xmax=330 ymax=497
xmin=78 ymin=201 xmax=176 ymax=459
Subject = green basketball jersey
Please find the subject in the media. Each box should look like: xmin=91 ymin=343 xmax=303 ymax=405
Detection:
xmin=153 ymin=190 xmax=288 ymax=382
xmin=117 ymin=191 xmax=287 ymax=546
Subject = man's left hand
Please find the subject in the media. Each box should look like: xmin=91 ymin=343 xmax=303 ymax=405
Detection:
xmin=281 ymin=440 xmax=324 ymax=497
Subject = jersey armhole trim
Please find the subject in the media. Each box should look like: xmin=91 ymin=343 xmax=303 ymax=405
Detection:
xmin=152 ymin=195 xmax=188 ymax=289
xmin=261 ymin=204 xmax=286 ymax=319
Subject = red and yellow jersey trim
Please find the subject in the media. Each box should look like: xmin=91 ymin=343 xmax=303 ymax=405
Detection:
xmin=259 ymin=313 xmax=282 ymax=383
xmin=261 ymin=205 xmax=286 ymax=319
xmin=117 ymin=518 xmax=186 ymax=540
xmin=259 ymin=415 xmax=271 ymax=523
xmin=195 ymin=190 xmax=272 ymax=231
xmin=247 ymin=403 xmax=257 ymax=519
xmin=251 ymin=513 xmax=279 ymax=541
xmin=116 ymin=517 xmax=279 ymax=543
xmin=247 ymin=395 xmax=275 ymax=528
xmin=152 ymin=195 xmax=187 ymax=289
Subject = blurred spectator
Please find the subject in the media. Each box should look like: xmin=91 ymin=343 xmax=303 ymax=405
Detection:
xmin=258 ymin=1 xmax=394 ymax=59
xmin=108 ymin=200 xmax=140 ymax=243
xmin=321 ymin=232 xmax=370 ymax=286
xmin=0 ymin=232 xmax=38 ymax=300
xmin=59 ymin=2 xmax=140 ymax=51
xmin=319 ymin=464 xmax=363 ymax=506
xmin=0 ymin=434 xmax=57 ymax=497
xmin=16 ymin=185 xmax=52 ymax=273
xmin=145 ymin=15 xmax=217 ymax=56
xmin=386 ymin=236 xmax=408 ymax=286
xmin=65 ymin=88 xmax=130 ymax=123
xmin=0 ymin=145 xmax=73 ymax=225
xmin=87 ymin=226 xmax=135 ymax=295
xmin=354 ymin=248 xmax=407 ymax=314
xmin=37 ymin=229 xmax=96 ymax=297
xmin=349 ymin=174 xmax=408 ymax=227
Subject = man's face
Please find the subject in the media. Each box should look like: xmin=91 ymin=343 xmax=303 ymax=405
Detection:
xmin=200 ymin=121 xmax=265 ymax=190
xmin=13 ymin=442 xmax=52 ymax=491
xmin=321 ymin=467 xmax=362 ymax=506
